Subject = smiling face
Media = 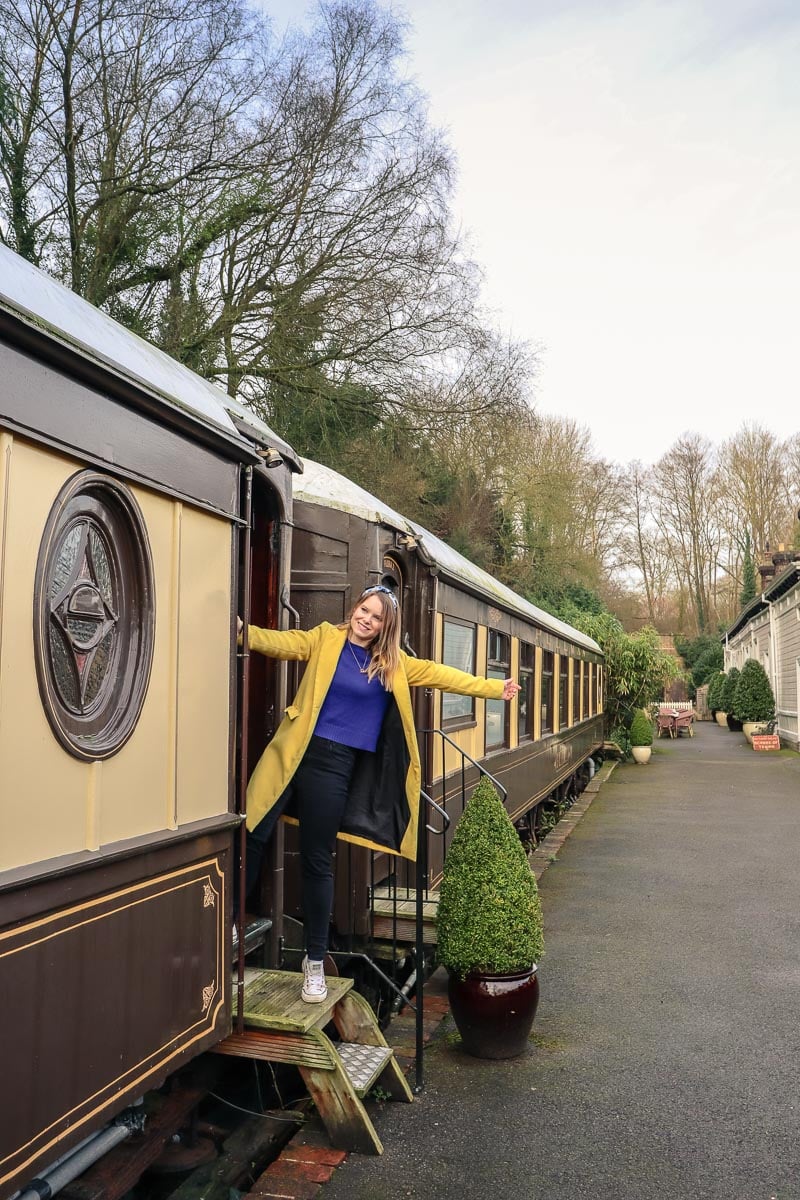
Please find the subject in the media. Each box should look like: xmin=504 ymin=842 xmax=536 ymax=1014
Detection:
xmin=348 ymin=594 xmax=385 ymax=646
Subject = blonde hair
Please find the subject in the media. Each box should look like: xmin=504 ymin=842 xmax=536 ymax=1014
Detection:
xmin=340 ymin=588 xmax=401 ymax=690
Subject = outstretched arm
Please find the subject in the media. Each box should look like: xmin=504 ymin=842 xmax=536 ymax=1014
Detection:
xmin=404 ymin=656 xmax=520 ymax=700
xmin=238 ymin=620 xmax=321 ymax=661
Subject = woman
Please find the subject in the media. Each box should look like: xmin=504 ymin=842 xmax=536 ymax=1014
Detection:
xmin=241 ymin=585 xmax=520 ymax=1004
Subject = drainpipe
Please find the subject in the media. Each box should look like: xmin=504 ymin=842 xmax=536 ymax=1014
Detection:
xmin=14 ymin=1116 xmax=139 ymax=1200
xmin=766 ymin=594 xmax=779 ymax=726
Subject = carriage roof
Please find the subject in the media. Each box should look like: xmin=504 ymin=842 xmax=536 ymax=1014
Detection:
xmin=0 ymin=245 xmax=290 ymax=460
xmin=294 ymin=458 xmax=602 ymax=656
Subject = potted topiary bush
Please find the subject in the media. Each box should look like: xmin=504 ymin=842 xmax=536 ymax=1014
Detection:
xmin=437 ymin=776 xmax=544 ymax=1059
xmin=707 ymin=671 xmax=725 ymax=721
xmin=629 ymin=708 xmax=654 ymax=764
xmin=721 ymin=667 xmax=742 ymax=731
xmin=734 ymin=658 xmax=775 ymax=743
xmin=710 ymin=672 xmax=729 ymax=724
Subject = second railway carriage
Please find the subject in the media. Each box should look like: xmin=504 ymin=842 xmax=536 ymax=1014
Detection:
xmin=276 ymin=459 xmax=604 ymax=965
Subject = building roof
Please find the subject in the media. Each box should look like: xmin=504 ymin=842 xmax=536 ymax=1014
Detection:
xmin=294 ymin=458 xmax=602 ymax=655
xmin=723 ymin=562 xmax=800 ymax=641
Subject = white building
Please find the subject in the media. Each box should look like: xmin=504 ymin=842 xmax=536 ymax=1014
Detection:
xmin=723 ymin=555 xmax=800 ymax=752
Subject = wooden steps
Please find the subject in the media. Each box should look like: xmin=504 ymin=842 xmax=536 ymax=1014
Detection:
xmin=216 ymin=969 xmax=412 ymax=1155
xmin=370 ymin=887 xmax=439 ymax=945
xmin=231 ymin=916 xmax=272 ymax=961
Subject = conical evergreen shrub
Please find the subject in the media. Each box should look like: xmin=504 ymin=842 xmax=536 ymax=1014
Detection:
xmin=724 ymin=672 xmax=743 ymax=715
xmin=437 ymin=777 xmax=544 ymax=978
xmin=721 ymin=667 xmax=740 ymax=716
xmin=733 ymin=658 xmax=775 ymax=723
xmin=707 ymin=671 xmax=725 ymax=711
xmin=629 ymin=708 xmax=654 ymax=747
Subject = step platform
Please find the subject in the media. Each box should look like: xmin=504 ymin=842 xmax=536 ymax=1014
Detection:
xmin=371 ymin=886 xmax=439 ymax=944
xmin=216 ymin=969 xmax=413 ymax=1154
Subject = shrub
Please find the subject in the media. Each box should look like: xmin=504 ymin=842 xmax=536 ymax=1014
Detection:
xmin=707 ymin=671 xmax=725 ymax=711
xmin=691 ymin=644 xmax=724 ymax=690
xmin=629 ymin=708 xmax=654 ymax=747
xmin=437 ymin=777 xmax=544 ymax=978
xmin=567 ymin=611 xmax=680 ymax=734
xmin=721 ymin=668 xmax=740 ymax=717
xmin=674 ymin=635 xmax=724 ymax=698
xmin=733 ymin=659 xmax=775 ymax=723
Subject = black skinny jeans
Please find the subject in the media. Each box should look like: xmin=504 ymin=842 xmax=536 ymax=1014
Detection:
xmin=245 ymin=735 xmax=358 ymax=960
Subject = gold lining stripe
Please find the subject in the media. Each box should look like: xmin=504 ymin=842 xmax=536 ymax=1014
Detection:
xmin=0 ymin=434 xmax=12 ymax=736
xmin=0 ymin=857 xmax=221 ymax=944
xmin=1 ymin=861 xmax=227 ymax=1182
xmin=167 ymin=501 xmax=182 ymax=829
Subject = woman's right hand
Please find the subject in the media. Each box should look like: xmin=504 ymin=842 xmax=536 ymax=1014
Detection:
xmin=237 ymin=616 xmax=243 ymax=636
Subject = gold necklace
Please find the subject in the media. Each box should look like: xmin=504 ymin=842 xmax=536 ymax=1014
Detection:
xmin=347 ymin=638 xmax=371 ymax=674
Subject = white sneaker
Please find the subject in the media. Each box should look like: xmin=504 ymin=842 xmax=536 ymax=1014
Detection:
xmin=301 ymin=956 xmax=328 ymax=1004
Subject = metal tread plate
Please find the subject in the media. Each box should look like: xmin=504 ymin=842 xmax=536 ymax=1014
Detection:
xmin=337 ymin=1043 xmax=394 ymax=1095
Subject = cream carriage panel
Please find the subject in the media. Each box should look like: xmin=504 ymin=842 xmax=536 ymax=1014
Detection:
xmin=0 ymin=438 xmax=233 ymax=872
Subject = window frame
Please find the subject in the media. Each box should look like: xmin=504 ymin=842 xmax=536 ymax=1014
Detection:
xmin=558 ymin=655 xmax=569 ymax=730
xmin=441 ymin=616 xmax=478 ymax=730
xmin=541 ymin=649 xmax=554 ymax=736
xmin=33 ymin=470 xmax=155 ymax=761
xmin=485 ymin=629 xmax=511 ymax=751
xmin=518 ymin=641 xmax=534 ymax=742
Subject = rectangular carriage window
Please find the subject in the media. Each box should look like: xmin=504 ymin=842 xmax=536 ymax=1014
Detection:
xmin=541 ymin=649 xmax=554 ymax=735
xmin=442 ymin=618 xmax=477 ymax=727
xmin=572 ymin=659 xmax=581 ymax=722
xmin=558 ymin=656 xmax=569 ymax=729
xmin=486 ymin=630 xmax=510 ymax=750
xmin=518 ymin=642 xmax=534 ymax=741
xmin=583 ymin=661 xmax=590 ymax=717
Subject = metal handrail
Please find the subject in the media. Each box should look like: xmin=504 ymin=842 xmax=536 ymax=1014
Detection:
xmin=356 ymin=738 xmax=506 ymax=1092
xmin=416 ymin=727 xmax=508 ymax=802
xmin=424 ymin=791 xmax=450 ymax=835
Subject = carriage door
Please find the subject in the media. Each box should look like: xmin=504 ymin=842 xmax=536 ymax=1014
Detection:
xmin=237 ymin=465 xmax=288 ymax=965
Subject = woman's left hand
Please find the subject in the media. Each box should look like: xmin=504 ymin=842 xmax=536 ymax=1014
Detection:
xmin=501 ymin=678 xmax=521 ymax=701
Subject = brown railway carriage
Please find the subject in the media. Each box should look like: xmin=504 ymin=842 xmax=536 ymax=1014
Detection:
xmin=287 ymin=460 xmax=604 ymax=946
xmin=0 ymin=246 xmax=298 ymax=1199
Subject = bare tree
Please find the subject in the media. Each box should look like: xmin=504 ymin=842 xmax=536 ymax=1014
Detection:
xmin=0 ymin=0 xmax=493 ymax=436
xmin=716 ymin=424 xmax=787 ymax=564
xmin=651 ymin=434 xmax=722 ymax=633
xmin=0 ymin=0 xmax=271 ymax=304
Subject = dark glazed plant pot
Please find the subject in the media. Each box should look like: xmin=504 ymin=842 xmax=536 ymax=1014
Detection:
xmin=726 ymin=714 xmax=743 ymax=731
xmin=447 ymin=966 xmax=540 ymax=1059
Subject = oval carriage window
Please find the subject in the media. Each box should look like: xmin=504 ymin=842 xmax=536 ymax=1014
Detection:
xmin=34 ymin=471 xmax=155 ymax=760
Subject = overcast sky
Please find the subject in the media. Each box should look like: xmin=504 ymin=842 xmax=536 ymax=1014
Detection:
xmin=268 ymin=0 xmax=800 ymax=464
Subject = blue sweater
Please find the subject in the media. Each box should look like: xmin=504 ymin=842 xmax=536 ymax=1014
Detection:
xmin=314 ymin=642 xmax=392 ymax=751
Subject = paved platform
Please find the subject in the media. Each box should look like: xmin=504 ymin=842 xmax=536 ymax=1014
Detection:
xmin=318 ymin=722 xmax=800 ymax=1200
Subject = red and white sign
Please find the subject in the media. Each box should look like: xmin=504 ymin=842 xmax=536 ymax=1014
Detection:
xmin=752 ymin=734 xmax=780 ymax=752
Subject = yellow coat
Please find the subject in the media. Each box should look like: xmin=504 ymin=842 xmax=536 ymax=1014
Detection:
xmin=245 ymin=622 xmax=505 ymax=860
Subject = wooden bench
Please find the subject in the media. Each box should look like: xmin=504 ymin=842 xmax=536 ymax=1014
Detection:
xmin=215 ymin=969 xmax=412 ymax=1154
